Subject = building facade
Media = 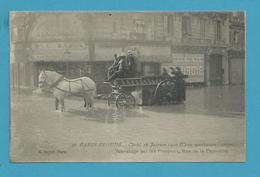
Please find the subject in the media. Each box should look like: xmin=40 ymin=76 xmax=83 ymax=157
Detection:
xmin=10 ymin=12 xmax=245 ymax=94
xmin=227 ymin=12 xmax=245 ymax=85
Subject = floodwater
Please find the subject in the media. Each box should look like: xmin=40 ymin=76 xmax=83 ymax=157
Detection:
xmin=10 ymin=85 xmax=245 ymax=162
xmin=147 ymin=85 xmax=245 ymax=117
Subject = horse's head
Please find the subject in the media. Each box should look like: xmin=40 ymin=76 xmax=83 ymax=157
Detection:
xmin=38 ymin=70 xmax=47 ymax=88
xmin=38 ymin=70 xmax=63 ymax=88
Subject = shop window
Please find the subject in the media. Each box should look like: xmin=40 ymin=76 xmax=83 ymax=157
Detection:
xmin=142 ymin=62 xmax=160 ymax=76
xmin=68 ymin=62 xmax=92 ymax=78
xmin=37 ymin=62 xmax=66 ymax=74
xmin=56 ymin=62 xmax=66 ymax=74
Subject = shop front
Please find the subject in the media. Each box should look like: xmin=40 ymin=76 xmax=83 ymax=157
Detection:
xmin=161 ymin=53 xmax=205 ymax=84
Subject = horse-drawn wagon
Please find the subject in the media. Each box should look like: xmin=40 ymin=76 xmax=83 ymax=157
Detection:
xmin=105 ymin=51 xmax=187 ymax=109
xmin=105 ymin=75 xmax=186 ymax=109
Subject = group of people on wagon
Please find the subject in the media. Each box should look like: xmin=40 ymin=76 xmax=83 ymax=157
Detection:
xmin=106 ymin=52 xmax=186 ymax=102
xmin=161 ymin=66 xmax=185 ymax=80
xmin=106 ymin=50 xmax=186 ymax=85
xmin=106 ymin=50 xmax=138 ymax=82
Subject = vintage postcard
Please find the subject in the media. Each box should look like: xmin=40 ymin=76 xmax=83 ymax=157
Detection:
xmin=10 ymin=11 xmax=245 ymax=162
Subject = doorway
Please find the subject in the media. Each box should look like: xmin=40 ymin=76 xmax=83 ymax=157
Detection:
xmin=209 ymin=54 xmax=223 ymax=85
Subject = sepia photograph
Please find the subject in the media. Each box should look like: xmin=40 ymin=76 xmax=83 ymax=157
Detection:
xmin=10 ymin=12 xmax=245 ymax=162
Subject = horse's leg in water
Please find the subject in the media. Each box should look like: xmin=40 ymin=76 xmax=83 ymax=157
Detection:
xmin=90 ymin=91 xmax=95 ymax=108
xmin=88 ymin=98 xmax=94 ymax=108
xmin=83 ymin=94 xmax=92 ymax=110
xmin=55 ymin=97 xmax=59 ymax=110
xmin=83 ymin=98 xmax=87 ymax=108
xmin=87 ymin=94 xmax=94 ymax=109
xmin=84 ymin=95 xmax=90 ymax=110
xmin=54 ymin=89 xmax=66 ymax=112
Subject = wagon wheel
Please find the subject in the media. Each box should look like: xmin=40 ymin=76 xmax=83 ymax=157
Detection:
xmin=116 ymin=92 xmax=135 ymax=109
xmin=154 ymin=79 xmax=177 ymax=104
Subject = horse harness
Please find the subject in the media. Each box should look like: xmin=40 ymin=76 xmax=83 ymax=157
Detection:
xmin=41 ymin=71 xmax=95 ymax=95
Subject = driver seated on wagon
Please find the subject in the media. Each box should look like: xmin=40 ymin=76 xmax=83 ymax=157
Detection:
xmin=107 ymin=54 xmax=120 ymax=79
xmin=106 ymin=53 xmax=127 ymax=82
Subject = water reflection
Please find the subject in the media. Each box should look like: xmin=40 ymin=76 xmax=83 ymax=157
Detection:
xmin=103 ymin=107 xmax=148 ymax=123
xmin=106 ymin=108 xmax=126 ymax=123
xmin=143 ymin=85 xmax=244 ymax=117
xmin=65 ymin=105 xmax=147 ymax=124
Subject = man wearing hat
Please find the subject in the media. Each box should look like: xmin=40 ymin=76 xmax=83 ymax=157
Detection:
xmin=126 ymin=49 xmax=136 ymax=77
xmin=107 ymin=54 xmax=120 ymax=80
xmin=107 ymin=53 xmax=126 ymax=82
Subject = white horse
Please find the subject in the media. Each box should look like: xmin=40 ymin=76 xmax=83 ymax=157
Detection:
xmin=38 ymin=70 xmax=96 ymax=112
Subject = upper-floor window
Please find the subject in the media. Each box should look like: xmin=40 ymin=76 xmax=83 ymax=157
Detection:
xmin=182 ymin=16 xmax=191 ymax=37
xmin=200 ymin=19 xmax=206 ymax=39
xmin=215 ymin=20 xmax=222 ymax=41
xmin=112 ymin=22 xmax=117 ymax=33
xmin=166 ymin=15 xmax=174 ymax=36
xmin=134 ymin=19 xmax=145 ymax=33
xmin=129 ymin=19 xmax=146 ymax=40
xmin=230 ymin=30 xmax=242 ymax=48
xmin=15 ymin=26 xmax=26 ymax=41
xmin=233 ymin=31 xmax=239 ymax=44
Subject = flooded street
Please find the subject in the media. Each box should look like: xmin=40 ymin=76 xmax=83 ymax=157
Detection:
xmin=10 ymin=85 xmax=245 ymax=162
